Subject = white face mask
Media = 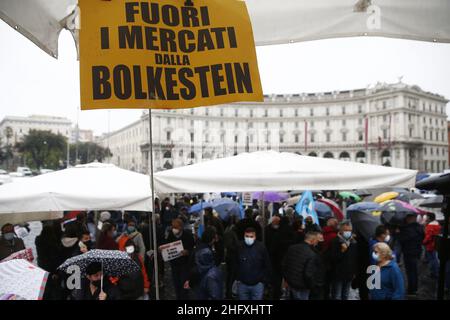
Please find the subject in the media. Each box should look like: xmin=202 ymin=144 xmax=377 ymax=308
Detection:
xmin=244 ymin=237 xmax=255 ymax=246
xmin=384 ymin=235 xmax=391 ymax=243
xmin=125 ymin=246 xmax=135 ymax=254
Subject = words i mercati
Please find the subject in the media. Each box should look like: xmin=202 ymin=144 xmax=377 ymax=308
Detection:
xmin=92 ymin=2 xmax=255 ymax=101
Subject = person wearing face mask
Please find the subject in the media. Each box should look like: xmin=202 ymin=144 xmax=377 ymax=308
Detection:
xmin=161 ymin=198 xmax=178 ymax=233
xmin=117 ymin=240 xmax=150 ymax=300
xmin=0 ymin=223 xmax=26 ymax=261
xmin=369 ymin=242 xmax=405 ymax=300
xmin=71 ymin=262 xmax=120 ymax=300
xmin=265 ymin=215 xmax=294 ymax=300
xmin=369 ymin=225 xmax=395 ymax=266
xmin=329 ymin=221 xmax=358 ymax=300
xmin=282 ymin=231 xmax=323 ymax=300
xmin=117 ymin=219 xmax=146 ymax=260
xmin=232 ymin=227 xmax=271 ymax=300
xmin=164 ymin=218 xmax=195 ymax=300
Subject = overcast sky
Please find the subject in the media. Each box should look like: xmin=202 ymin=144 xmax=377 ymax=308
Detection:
xmin=1 ymin=19 xmax=450 ymax=136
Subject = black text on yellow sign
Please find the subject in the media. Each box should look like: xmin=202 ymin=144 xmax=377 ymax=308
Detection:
xmin=79 ymin=0 xmax=263 ymax=110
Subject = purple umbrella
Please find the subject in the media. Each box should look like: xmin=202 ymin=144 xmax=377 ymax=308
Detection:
xmin=252 ymin=192 xmax=289 ymax=202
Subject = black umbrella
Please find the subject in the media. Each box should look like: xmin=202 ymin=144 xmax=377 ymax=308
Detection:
xmin=379 ymin=201 xmax=419 ymax=226
xmin=57 ymin=249 xmax=140 ymax=277
xmin=354 ymin=189 xmax=372 ymax=197
xmin=419 ymin=195 xmax=444 ymax=209
xmin=348 ymin=210 xmax=381 ymax=242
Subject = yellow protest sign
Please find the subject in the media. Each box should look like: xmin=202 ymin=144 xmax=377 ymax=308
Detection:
xmin=79 ymin=0 xmax=263 ymax=110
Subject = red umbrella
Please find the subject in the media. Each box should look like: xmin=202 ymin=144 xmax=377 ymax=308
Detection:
xmin=318 ymin=198 xmax=344 ymax=221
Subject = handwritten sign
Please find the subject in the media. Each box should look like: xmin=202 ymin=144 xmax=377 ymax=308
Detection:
xmin=159 ymin=240 xmax=184 ymax=261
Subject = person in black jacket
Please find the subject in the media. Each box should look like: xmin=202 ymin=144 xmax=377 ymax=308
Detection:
xmin=282 ymin=231 xmax=323 ymax=300
xmin=165 ymin=218 xmax=195 ymax=300
xmin=265 ymin=215 xmax=294 ymax=300
xmin=329 ymin=220 xmax=358 ymax=300
xmin=398 ymin=214 xmax=424 ymax=295
xmin=35 ymin=223 xmax=64 ymax=300
xmin=233 ymin=227 xmax=271 ymax=300
xmin=70 ymin=262 xmax=120 ymax=300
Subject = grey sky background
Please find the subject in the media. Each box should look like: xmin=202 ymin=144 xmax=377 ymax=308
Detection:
xmin=1 ymin=19 xmax=450 ymax=136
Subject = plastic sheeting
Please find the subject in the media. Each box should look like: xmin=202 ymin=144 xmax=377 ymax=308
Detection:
xmin=154 ymin=150 xmax=417 ymax=193
xmin=1 ymin=0 xmax=450 ymax=58
xmin=0 ymin=162 xmax=152 ymax=225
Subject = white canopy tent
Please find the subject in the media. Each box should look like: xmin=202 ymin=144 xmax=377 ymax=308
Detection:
xmin=154 ymin=150 xmax=417 ymax=193
xmin=0 ymin=162 xmax=152 ymax=225
xmin=1 ymin=0 xmax=450 ymax=58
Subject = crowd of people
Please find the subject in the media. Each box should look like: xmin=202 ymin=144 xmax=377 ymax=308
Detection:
xmin=0 ymin=193 xmax=449 ymax=301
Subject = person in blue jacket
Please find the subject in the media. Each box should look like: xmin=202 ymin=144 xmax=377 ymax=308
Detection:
xmin=369 ymin=242 xmax=405 ymax=300
xmin=368 ymin=225 xmax=396 ymax=265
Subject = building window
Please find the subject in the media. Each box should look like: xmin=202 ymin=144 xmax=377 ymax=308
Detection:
xmin=409 ymin=128 xmax=413 ymax=137
xmin=326 ymin=108 xmax=330 ymax=116
xmin=358 ymin=133 xmax=363 ymax=141
xmin=280 ymin=110 xmax=283 ymax=117
xmin=295 ymin=134 xmax=299 ymax=143
xmin=358 ymin=105 xmax=362 ymax=114
xmin=190 ymin=109 xmax=194 ymax=115
xmin=383 ymin=101 xmax=387 ymax=109
xmin=166 ymin=131 xmax=171 ymax=141
xmin=265 ymin=133 xmax=270 ymax=143
xmin=190 ymin=151 xmax=195 ymax=159
xmin=295 ymin=122 xmax=299 ymax=128
xmin=234 ymin=135 xmax=238 ymax=143
xmin=205 ymin=121 xmax=209 ymax=127
xmin=190 ymin=133 xmax=194 ymax=142
xmin=248 ymin=122 xmax=253 ymax=129
xmin=205 ymin=108 xmax=209 ymax=116
xmin=220 ymin=109 xmax=224 ymax=117
xmin=342 ymin=106 xmax=346 ymax=115
xmin=250 ymin=110 xmax=254 ymax=117
xmin=295 ymin=109 xmax=299 ymax=117
xmin=235 ymin=122 xmax=238 ymax=128
xmin=326 ymin=120 xmax=330 ymax=127
xmin=220 ymin=134 xmax=224 ymax=143
xmin=383 ymin=115 xmax=387 ymax=122
xmin=279 ymin=134 xmax=284 ymax=143
xmin=342 ymin=119 xmax=346 ymax=126
xmin=265 ymin=122 xmax=268 ymax=129
xmin=310 ymin=121 xmax=314 ymax=128
xmin=280 ymin=122 xmax=283 ymax=128
xmin=264 ymin=109 xmax=268 ymax=117
xmin=235 ymin=109 xmax=239 ymax=117
xmin=310 ymin=134 xmax=315 ymax=143
xmin=342 ymin=132 xmax=347 ymax=141
xmin=205 ymin=134 xmax=209 ymax=143
xmin=383 ymin=129 xmax=388 ymax=139
xmin=310 ymin=109 xmax=314 ymax=116
xmin=423 ymin=130 xmax=426 ymax=139
xmin=326 ymin=133 xmax=331 ymax=142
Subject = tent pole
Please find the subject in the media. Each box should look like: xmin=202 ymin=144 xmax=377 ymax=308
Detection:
xmin=261 ymin=192 xmax=265 ymax=242
xmin=148 ymin=110 xmax=160 ymax=300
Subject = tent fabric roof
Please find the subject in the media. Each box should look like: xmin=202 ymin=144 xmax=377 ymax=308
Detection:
xmin=154 ymin=150 xmax=417 ymax=193
xmin=1 ymin=0 xmax=450 ymax=58
xmin=0 ymin=162 xmax=152 ymax=225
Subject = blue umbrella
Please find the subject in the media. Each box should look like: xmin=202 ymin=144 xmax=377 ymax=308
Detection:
xmin=347 ymin=202 xmax=381 ymax=212
xmin=188 ymin=201 xmax=212 ymax=214
xmin=211 ymin=198 xmax=240 ymax=221
xmin=314 ymin=201 xmax=333 ymax=220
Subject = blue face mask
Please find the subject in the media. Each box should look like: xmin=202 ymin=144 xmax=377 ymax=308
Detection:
xmin=126 ymin=226 xmax=136 ymax=234
xmin=343 ymin=231 xmax=352 ymax=240
xmin=372 ymin=252 xmax=379 ymax=262
xmin=244 ymin=237 xmax=255 ymax=246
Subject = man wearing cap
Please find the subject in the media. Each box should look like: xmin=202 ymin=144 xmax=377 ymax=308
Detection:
xmin=0 ymin=223 xmax=26 ymax=261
